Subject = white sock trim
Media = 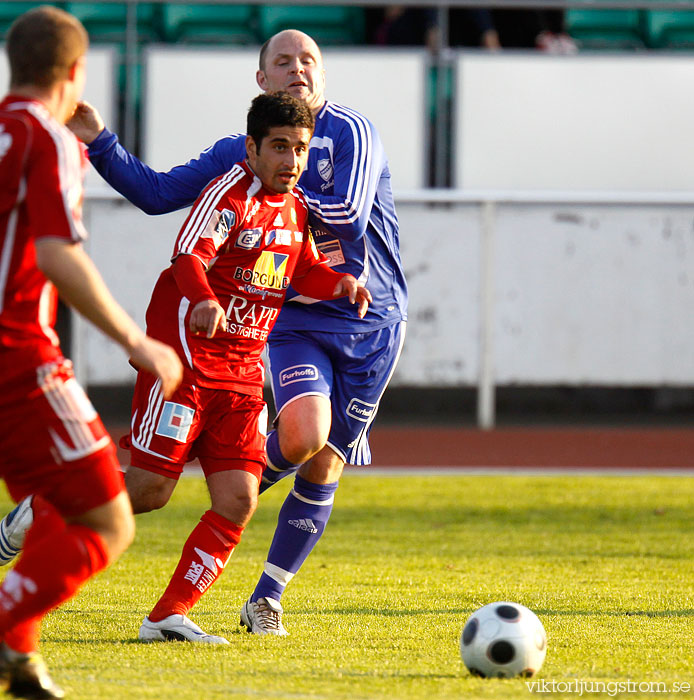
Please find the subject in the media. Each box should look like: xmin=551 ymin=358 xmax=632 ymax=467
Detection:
xmin=290 ymin=489 xmax=335 ymax=506
xmin=263 ymin=561 xmax=295 ymax=586
xmin=265 ymin=457 xmax=284 ymax=473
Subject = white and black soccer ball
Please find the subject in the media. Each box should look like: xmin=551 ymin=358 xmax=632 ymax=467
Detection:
xmin=460 ymin=601 xmax=547 ymax=678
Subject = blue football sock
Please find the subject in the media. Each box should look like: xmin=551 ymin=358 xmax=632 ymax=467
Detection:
xmin=252 ymin=475 xmax=338 ymax=602
xmin=259 ymin=430 xmax=302 ymax=494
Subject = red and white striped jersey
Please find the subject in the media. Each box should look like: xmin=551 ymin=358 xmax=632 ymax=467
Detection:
xmin=0 ymin=95 xmax=88 ymax=366
xmin=146 ymin=160 xmax=333 ymax=395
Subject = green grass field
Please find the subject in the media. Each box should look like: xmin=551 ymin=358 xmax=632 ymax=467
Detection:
xmin=2 ymin=473 xmax=693 ymax=699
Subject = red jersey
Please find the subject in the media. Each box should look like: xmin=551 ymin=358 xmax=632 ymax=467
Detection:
xmin=0 ymin=95 xmax=88 ymax=367
xmin=146 ymin=161 xmax=337 ymax=396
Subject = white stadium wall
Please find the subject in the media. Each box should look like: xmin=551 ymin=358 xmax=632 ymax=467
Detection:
xmin=36 ymin=49 xmax=694 ymax=392
xmin=485 ymin=203 xmax=694 ymax=385
xmin=81 ymin=202 xmax=187 ymax=384
xmin=81 ymin=198 xmax=694 ymax=388
xmin=143 ymin=47 xmax=428 ymax=189
xmin=455 ymin=53 xmax=694 ymax=191
xmin=374 ymin=201 xmax=694 ymax=387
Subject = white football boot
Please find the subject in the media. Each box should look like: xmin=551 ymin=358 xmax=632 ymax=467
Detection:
xmin=0 ymin=496 xmax=34 ymax=566
xmin=139 ymin=614 xmax=229 ymax=644
xmin=240 ymin=597 xmax=288 ymax=636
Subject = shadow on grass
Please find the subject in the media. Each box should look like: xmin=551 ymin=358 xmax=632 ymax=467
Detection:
xmin=534 ymin=608 xmax=694 ymax=618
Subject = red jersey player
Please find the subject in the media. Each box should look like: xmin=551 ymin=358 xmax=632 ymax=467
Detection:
xmin=125 ymin=92 xmax=370 ymax=644
xmin=0 ymin=6 xmax=182 ymax=697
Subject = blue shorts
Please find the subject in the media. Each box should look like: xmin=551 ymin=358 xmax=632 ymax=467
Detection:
xmin=267 ymin=321 xmax=406 ymax=466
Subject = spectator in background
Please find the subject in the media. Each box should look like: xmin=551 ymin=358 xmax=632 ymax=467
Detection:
xmin=369 ymin=6 xmax=576 ymax=54
xmin=449 ymin=9 xmax=502 ymax=50
xmin=491 ymin=9 xmax=578 ymax=53
xmin=370 ymin=6 xmax=500 ymax=51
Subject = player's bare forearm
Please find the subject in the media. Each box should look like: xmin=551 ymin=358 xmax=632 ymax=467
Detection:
xmin=35 ymin=239 xmax=183 ymax=397
xmin=36 ymin=239 xmax=143 ymax=351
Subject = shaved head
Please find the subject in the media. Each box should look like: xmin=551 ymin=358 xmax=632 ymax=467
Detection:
xmin=259 ymin=30 xmax=322 ymax=72
xmin=256 ymin=29 xmax=326 ymax=114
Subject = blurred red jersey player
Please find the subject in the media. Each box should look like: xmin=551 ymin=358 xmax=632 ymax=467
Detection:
xmin=0 ymin=6 xmax=182 ymax=697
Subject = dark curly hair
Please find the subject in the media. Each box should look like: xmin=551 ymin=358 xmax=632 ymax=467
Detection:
xmin=247 ymin=92 xmax=314 ymax=151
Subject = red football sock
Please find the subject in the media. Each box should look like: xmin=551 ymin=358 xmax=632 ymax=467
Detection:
xmin=0 ymin=507 xmax=109 ymax=653
xmin=148 ymin=510 xmax=243 ymax=622
xmin=23 ymin=495 xmax=67 ymax=544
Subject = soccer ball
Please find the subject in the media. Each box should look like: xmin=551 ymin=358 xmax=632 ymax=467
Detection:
xmin=460 ymin=601 xmax=547 ymax=678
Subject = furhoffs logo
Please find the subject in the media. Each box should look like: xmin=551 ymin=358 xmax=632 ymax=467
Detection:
xmin=346 ymin=398 xmax=377 ymax=423
xmin=279 ymin=364 xmax=318 ymax=386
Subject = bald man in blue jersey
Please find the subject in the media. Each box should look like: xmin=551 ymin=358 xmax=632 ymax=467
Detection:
xmin=1 ymin=29 xmax=408 ymax=637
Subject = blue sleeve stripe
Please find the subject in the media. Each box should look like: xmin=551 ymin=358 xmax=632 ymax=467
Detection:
xmin=304 ymin=103 xmax=375 ymax=225
xmin=177 ymin=165 xmax=244 ymax=254
xmin=199 ymin=133 xmax=245 ymax=157
xmin=322 ymin=103 xmax=371 ymax=221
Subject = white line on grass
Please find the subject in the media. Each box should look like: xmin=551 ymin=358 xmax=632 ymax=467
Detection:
xmin=141 ymin=465 xmax=694 ymax=478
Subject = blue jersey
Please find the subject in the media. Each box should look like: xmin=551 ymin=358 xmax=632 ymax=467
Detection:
xmin=87 ymin=100 xmax=408 ymax=334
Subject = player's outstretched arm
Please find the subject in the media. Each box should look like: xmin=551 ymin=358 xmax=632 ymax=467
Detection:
xmin=67 ymin=101 xmax=243 ymax=215
xmin=35 ymin=238 xmax=183 ymax=398
xmin=332 ymin=274 xmax=372 ymax=319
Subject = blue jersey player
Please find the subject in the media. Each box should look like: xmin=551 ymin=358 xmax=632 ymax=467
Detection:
xmin=2 ymin=29 xmax=408 ymax=637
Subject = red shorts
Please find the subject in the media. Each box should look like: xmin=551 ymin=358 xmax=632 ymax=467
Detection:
xmin=128 ymin=371 xmax=267 ymax=481
xmin=0 ymin=356 xmax=125 ymax=517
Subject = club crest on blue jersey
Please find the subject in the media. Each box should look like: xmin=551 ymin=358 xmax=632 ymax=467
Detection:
xmin=279 ymin=364 xmax=319 ymax=386
xmin=346 ymin=398 xmax=377 ymax=423
xmin=234 ymin=251 xmax=289 ymax=290
xmin=317 ymin=158 xmax=333 ymax=182
xmin=235 ymin=227 xmax=263 ymax=250
xmin=155 ymin=402 xmax=195 ymax=443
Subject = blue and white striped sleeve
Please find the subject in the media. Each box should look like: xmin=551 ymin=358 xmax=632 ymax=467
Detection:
xmin=87 ymin=128 xmax=246 ymax=215
xmin=299 ymin=104 xmax=384 ymax=243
